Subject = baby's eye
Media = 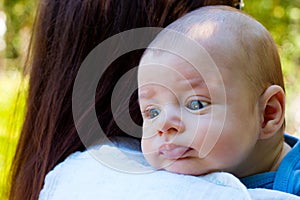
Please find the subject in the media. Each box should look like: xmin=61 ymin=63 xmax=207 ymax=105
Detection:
xmin=143 ymin=108 xmax=161 ymax=119
xmin=186 ymin=100 xmax=208 ymax=110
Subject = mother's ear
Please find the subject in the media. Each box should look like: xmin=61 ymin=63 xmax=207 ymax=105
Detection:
xmin=259 ymin=85 xmax=285 ymax=139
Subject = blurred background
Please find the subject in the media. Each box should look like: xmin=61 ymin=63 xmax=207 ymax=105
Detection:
xmin=0 ymin=0 xmax=299 ymax=199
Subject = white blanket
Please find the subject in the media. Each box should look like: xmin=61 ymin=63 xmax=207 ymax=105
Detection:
xmin=39 ymin=139 xmax=299 ymax=200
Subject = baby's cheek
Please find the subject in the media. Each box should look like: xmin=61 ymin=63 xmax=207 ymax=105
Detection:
xmin=141 ymin=138 xmax=153 ymax=157
xmin=141 ymin=138 xmax=147 ymax=152
xmin=142 ymin=124 xmax=156 ymax=138
xmin=141 ymin=138 xmax=161 ymax=168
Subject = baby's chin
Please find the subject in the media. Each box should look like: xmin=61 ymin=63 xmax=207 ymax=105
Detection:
xmin=164 ymin=165 xmax=209 ymax=176
xmin=155 ymin=158 xmax=214 ymax=176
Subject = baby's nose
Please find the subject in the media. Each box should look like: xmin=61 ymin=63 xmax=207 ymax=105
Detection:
xmin=157 ymin=105 xmax=185 ymax=136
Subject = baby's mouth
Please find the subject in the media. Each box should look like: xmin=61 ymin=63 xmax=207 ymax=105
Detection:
xmin=159 ymin=144 xmax=192 ymax=160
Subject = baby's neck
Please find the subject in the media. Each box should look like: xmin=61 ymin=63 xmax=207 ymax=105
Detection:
xmin=233 ymin=135 xmax=290 ymax=178
xmin=269 ymin=141 xmax=291 ymax=171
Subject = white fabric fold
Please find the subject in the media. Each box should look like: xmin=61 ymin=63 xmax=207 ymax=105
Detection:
xmin=39 ymin=142 xmax=300 ymax=200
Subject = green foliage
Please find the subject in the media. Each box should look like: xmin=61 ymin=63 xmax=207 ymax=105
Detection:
xmin=3 ymin=0 xmax=37 ymax=69
xmin=0 ymin=73 xmax=27 ymax=199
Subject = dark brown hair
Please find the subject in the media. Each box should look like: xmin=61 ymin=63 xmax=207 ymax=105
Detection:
xmin=9 ymin=0 xmax=240 ymax=199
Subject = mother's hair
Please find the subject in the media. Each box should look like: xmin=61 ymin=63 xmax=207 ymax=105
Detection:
xmin=9 ymin=0 xmax=241 ymax=199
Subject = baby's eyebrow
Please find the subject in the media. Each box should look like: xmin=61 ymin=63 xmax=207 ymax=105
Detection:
xmin=178 ymin=78 xmax=207 ymax=90
xmin=138 ymin=86 xmax=156 ymax=100
xmin=190 ymin=78 xmax=206 ymax=88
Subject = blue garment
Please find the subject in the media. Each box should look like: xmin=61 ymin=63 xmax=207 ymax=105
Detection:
xmin=241 ymin=134 xmax=300 ymax=196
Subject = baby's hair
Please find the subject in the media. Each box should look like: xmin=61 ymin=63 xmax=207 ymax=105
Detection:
xmin=145 ymin=6 xmax=284 ymax=100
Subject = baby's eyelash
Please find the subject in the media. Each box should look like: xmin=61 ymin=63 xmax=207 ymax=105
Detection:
xmin=142 ymin=107 xmax=161 ymax=119
xmin=185 ymin=99 xmax=209 ymax=111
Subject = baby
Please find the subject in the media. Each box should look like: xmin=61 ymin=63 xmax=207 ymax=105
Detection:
xmin=138 ymin=6 xmax=300 ymax=195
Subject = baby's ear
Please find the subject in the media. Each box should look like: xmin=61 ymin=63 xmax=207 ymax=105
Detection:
xmin=259 ymin=85 xmax=285 ymax=139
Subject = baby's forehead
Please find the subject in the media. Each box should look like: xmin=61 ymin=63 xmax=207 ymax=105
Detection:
xmin=140 ymin=41 xmax=235 ymax=80
xmin=140 ymin=50 xmax=205 ymax=75
xmin=141 ymin=25 xmax=242 ymax=74
xmin=139 ymin=50 xmax=227 ymax=88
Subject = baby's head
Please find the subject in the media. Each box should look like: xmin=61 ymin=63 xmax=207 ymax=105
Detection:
xmin=138 ymin=6 xmax=285 ymax=177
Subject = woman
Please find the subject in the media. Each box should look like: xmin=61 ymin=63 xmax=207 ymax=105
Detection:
xmin=9 ymin=0 xmax=241 ymax=199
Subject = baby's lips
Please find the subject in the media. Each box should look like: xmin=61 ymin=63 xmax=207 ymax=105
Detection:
xmin=159 ymin=143 xmax=192 ymax=159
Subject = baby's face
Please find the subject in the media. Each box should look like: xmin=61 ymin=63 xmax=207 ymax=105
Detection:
xmin=138 ymin=50 xmax=261 ymax=176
